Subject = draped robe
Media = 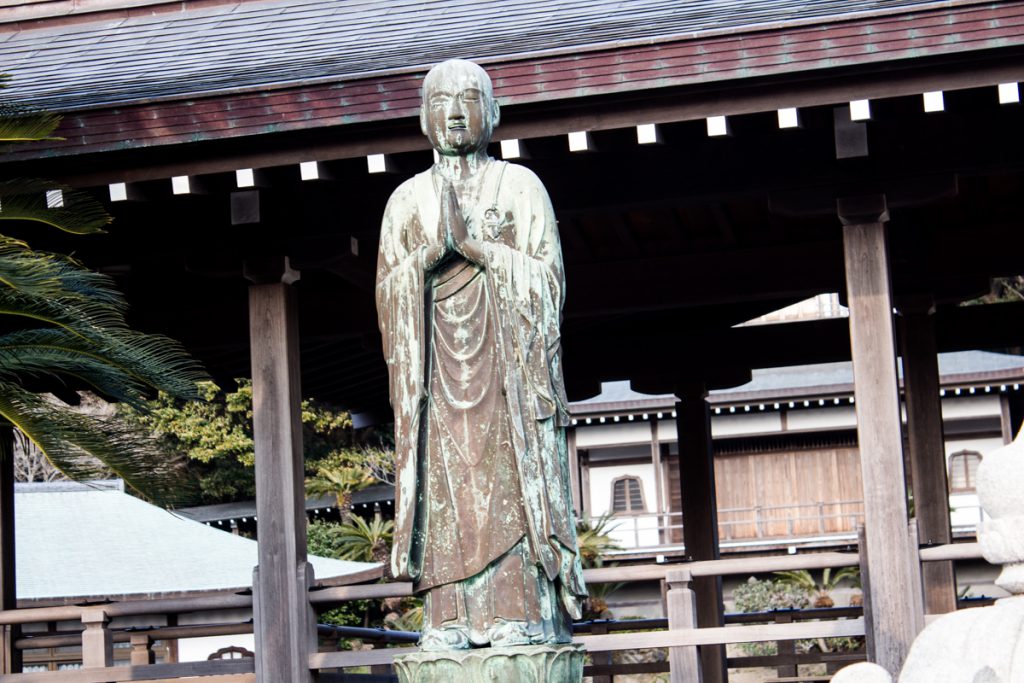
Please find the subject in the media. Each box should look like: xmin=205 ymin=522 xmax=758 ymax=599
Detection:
xmin=375 ymin=160 xmax=586 ymax=629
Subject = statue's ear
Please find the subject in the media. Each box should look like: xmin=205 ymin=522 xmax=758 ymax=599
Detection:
xmin=419 ymin=105 xmax=429 ymax=137
xmin=491 ymin=99 xmax=501 ymax=130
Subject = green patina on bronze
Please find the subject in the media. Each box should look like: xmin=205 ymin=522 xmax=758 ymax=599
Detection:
xmin=375 ymin=59 xmax=586 ymax=662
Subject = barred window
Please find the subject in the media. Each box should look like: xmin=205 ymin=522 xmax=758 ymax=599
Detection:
xmin=611 ymin=476 xmax=646 ymax=513
xmin=948 ymin=450 xmax=983 ymax=493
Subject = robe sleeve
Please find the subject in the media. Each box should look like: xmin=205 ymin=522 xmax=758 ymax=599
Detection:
xmin=480 ymin=165 xmax=585 ymax=608
xmin=480 ymin=166 xmax=569 ymax=425
xmin=375 ymin=189 xmax=427 ymax=582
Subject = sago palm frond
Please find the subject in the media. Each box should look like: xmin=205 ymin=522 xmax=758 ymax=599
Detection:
xmin=334 ymin=515 xmax=395 ymax=563
xmin=0 ymin=83 xmax=208 ymax=505
xmin=0 ymin=97 xmax=62 ymax=143
xmin=0 ymin=329 xmax=192 ymax=407
xmin=0 ymin=179 xmax=111 ymax=234
xmin=774 ymin=569 xmax=819 ymax=594
xmin=0 ymin=236 xmax=124 ymax=304
xmin=576 ymin=512 xmax=624 ymax=568
xmin=0 ymin=381 xmax=195 ymax=504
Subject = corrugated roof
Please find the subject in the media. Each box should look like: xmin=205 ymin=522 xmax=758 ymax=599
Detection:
xmin=570 ymin=350 xmax=1024 ymax=409
xmin=16 ymin=480 xmax=377 ymax=600
xmin=0 ymin=0 xmax=991 ymax=110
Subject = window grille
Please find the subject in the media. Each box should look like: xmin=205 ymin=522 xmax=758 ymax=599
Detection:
xmin=948 ymin=450 xmax=983 ymax=493
xmin=611 ymin=476 xmax=646 ymax=513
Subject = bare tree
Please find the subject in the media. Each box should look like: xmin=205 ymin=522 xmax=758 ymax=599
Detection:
xmin=13 ymin=431 xmax=65 ymax=482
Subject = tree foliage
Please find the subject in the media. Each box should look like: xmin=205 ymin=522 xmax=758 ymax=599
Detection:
xmin=0 ymin=76 xmax=207 ymax=504
xmin=118 ymin=379 xmax=384 ymax=505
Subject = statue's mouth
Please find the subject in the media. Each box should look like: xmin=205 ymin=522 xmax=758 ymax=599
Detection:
xmin=447 ymin=123 xmax=467 ymax=131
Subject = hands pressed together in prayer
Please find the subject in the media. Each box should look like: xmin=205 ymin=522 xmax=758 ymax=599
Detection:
xmin=423 ymin=181 xmax=486 ymax=271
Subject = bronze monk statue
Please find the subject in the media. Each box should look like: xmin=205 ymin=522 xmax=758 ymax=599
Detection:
xmin=376 ymin=59 xmax=586 ymax=652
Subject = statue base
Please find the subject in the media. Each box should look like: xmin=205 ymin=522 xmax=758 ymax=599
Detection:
xmin=394 ymin=643 xmax=584 ymax=683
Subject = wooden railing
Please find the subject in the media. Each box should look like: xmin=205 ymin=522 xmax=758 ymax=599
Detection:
xmin=600 ymin=500 xmax=984 ymax=552
xmin=0 ymin=541 xmax=986 ymax=682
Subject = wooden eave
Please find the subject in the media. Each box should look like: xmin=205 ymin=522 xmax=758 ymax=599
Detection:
xmin=8 ymin=0 xmax=1024 ymax=172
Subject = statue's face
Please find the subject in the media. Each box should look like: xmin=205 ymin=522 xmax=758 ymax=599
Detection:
xmin=421 ymin=61 xmax=499 ymax=157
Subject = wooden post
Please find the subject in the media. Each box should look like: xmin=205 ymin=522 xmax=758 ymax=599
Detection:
xmin=130 ymin=633 xmax=155 ymax=666
xmin=775 ymin=611 xmax=797 ymax=678
xmin=898 ymin=301 xmax=956 ymax=614
xmin=246 ymin=258 xmax=316 ymax=683
xmin=651 ymin=420 xmax=666 ymax=544
xmin=905 ymin=521 xmax=925 ymax=635
xmin=666 ymin=568 xmax=702 ymax=683
xmin=0 ymin=427 xmax=18 ymax=674
xmin=840 ymin=195 xmax=919 ymax=676
xmin=674 ymin=386 xmax=726 ymax=683
xmin=567 ymin=427 xmax=582 ymax=516
xmin=590 ymin=621 xmax=612 ymax=683
xmin=81 ymin=609 xmax=113 ymax=668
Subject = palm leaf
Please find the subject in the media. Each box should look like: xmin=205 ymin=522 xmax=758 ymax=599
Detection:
xmin=334 ymin=515 xmax=394 ymax=562
xmin=0 ymin=106 xmax=62 ymax=143
xmin=0 ymin=236 xmax=124 ymax=304
xmin=0 ymin=179 xmax=110 ymax=234
xmin=0 ymin=329 xmax=157 ymax=405
xmin=0 ymin=381 xmax=197 ymax=505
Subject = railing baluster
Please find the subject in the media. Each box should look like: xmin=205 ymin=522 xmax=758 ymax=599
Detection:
xmin=130 ymin=632 xmax=155 ymax=666
xmin=666 ymin=569 xmax=702 ymax=683
xmin=81 ymin=609 xmax=113 ymax=669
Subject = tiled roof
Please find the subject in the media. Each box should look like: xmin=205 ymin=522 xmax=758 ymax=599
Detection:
xmin=570 ymin=350 xmax=1024 ymax=410
xmin=16 ymin=480 xmax=377 ymax=601
xmin=0 ymin=0 xmax=999 ymax=110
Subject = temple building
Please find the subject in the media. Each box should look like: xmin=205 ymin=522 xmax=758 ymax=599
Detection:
xmin=1 ymin=0 xmax=1024 ymax=681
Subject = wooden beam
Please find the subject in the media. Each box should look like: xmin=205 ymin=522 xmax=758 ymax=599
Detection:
xmin=0 ymin=428 xmax=18 ymax=674
xmin=674 ymin=387 xmax=725 ymax=683
xmin=0 ymin=659 xmax=254 ymax=682
xmin=839 ymin=195 xmax=919 ymax=676
xmin=898 ymin=301 xmax=956 ymax=615
xmin=247 ymin=267 xmax=315 ymax=683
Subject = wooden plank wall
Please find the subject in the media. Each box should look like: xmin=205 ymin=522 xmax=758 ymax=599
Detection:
xmin=667 ymin=446 xmax=864 ymax=541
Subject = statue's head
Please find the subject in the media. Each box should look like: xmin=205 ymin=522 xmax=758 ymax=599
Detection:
xmin=420 ymin=59 xmax=500 ymax=157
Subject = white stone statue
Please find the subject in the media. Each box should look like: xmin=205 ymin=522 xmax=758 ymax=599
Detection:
xmin=833 ymin=426 xmax=1024 ymax=683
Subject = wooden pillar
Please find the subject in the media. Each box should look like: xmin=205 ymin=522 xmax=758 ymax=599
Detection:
xmin=674 ymin=385 xmax=726 ymax=683
xmin=898 ymin=301 xmax=956 ymax=614
xmin=566 ymin=427 xmax=582 ymax=516
xmin=839 ymin=195 xmax=919 ymax=676
xmin=1007 ymin=390 xmax=1024 ymax=439
xmin=0 ymin=427 xmax=19 ymax=674
xmin=650 ymin=419 xmax=666 ymax=544
xmin=246 ymin=259 xmax=316 ymax=683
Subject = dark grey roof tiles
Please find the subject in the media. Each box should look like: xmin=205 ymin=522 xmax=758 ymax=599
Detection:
xmin=0 ymin=0 xmax=970 ymax=109
xmin=570 ymin=351 xmax=1024 ymax=409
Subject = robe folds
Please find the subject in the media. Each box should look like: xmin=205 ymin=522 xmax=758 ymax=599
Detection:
xmin=375 ymin=160 xmax=586 ymax=617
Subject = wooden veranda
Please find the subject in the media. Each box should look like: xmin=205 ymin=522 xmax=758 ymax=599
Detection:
xmin=2 ymin=0 xmax=1024 ymax=680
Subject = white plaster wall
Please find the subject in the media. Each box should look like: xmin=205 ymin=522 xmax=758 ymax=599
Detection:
xmin=655 ymin=418 xmax=675 ymax=443
xmin=785 ymin=405 xmax=857 ymax=431
xmin=941 ymin=395 xmax=1002 ymax=420
xmin=711 ymin=411 xmax=782 ymax=437
xmin=587 ymin=463 xmax=660 ymax=548
xmin=576 ymin=421 xmax=651 ymax=448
